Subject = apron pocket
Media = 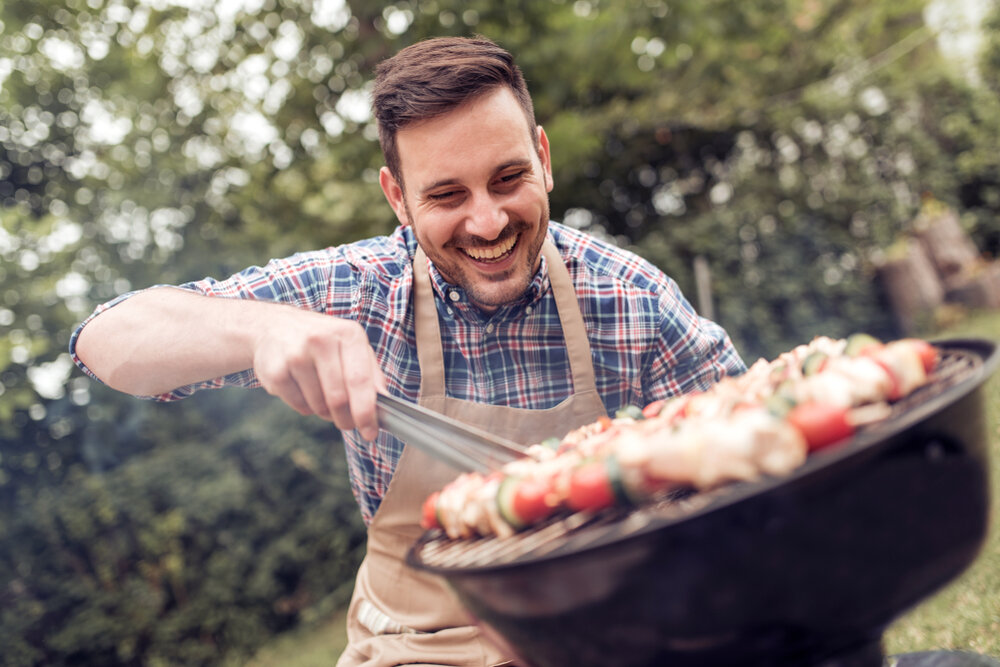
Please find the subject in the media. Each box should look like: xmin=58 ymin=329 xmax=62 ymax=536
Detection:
xmin=356 ymin=598 xmax=426 ymax=637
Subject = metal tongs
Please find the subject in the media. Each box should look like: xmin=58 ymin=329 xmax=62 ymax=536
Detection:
xmin=375 ymin=393 xmax=527 ymax=473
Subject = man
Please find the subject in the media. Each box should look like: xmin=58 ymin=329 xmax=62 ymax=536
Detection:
xmin=72 ymin=36 xmax=745 ymax=666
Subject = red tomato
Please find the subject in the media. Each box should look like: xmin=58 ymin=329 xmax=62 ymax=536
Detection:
xmin=786 ymin=402 xmax=855 ymax=452
xmin=567 ymin=461 xmax=616 ymax=512
xmin=512 ymin=477 xmax=556 ymax=524
xmin=421 ymin=492 xmax=441 ymax=530
xmin=660 ymin=395 xmax=695 ymax=424
xmin=642 ymin=399 xmax=666 ymax=418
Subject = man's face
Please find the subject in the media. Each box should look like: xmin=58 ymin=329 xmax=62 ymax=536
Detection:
xmin=379 ymin=86 xmax=554 ymax=312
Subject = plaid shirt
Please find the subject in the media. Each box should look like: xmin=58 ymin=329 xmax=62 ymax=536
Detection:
xmin=71 ymin=222 xmax=745 ymax=523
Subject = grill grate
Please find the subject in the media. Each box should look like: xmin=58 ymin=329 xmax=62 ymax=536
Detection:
xmin=412 ymin=346 xmax=985 ymax=572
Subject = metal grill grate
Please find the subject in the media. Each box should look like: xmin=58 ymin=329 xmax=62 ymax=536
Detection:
xmin=412 ymin=346 xmax=985 ymax=572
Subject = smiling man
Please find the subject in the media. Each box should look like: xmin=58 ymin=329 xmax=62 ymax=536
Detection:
xmin=71 ymin=36 xmax=745 ymax=666
xmin=379 ymin=83 xmax=552 ymax=312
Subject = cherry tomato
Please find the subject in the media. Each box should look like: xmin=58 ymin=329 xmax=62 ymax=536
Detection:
xmin=567 ymin=460 xmax=616 ymax=512
xmin=642 ymin=399 xmax=666 ymax=418
xmin=786 ymin=402 xmax=854 ymax=452
xmin=512 ymin=477 xmax=556 ymax=524
xmin=421 ymin=491 xmax=441 ymax=530
xmin=660 ymin=395 xmax=695 ymax=424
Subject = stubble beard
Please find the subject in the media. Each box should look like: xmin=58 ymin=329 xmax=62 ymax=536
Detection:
xmin=461 ymin=221 xmax=546 ymax=311
xmin=408 ymin=208 xmax=549 ymax=312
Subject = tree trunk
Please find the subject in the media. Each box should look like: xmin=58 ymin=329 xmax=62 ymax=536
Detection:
xmin=877 ymin=238 xmax=945 ymax=333
xmin=914 ymin=209 xmax=980 ymax=282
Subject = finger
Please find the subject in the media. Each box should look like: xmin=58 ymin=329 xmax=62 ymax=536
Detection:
xmin=340 ymin=343 xmax=380 ymax=442
xmin=314 ymin=342 xmax=356 ymax=432
xmin=259 ymin=366 xmax=313 ymax=417
xmin=313 ymin=326 xmax=378 ymax=440
xmin=289 ymin=362 xmax=333 ymax=420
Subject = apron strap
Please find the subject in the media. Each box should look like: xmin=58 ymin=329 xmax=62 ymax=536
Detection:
xmin=540 ymin=240 xmax=599 ymax=397
xmin=413 ymin=246 xmax=447 ymax=399
xmin=413 ymin=239 xmax=599 ymax=400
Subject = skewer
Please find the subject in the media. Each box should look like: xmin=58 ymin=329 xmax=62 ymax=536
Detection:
xmin=420 ymin=336 xmax=942 ymax=540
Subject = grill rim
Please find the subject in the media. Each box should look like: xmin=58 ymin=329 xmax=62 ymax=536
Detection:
xmin=407 ymin=337 xmax=999 ymax=576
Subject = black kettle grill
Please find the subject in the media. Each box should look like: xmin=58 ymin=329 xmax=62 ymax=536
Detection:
xmin=408 ymin=339 xmax=1000 ymax=667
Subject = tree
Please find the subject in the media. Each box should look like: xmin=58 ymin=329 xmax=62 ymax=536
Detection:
xmin=3 ymin=0 xmax=999 ymax=663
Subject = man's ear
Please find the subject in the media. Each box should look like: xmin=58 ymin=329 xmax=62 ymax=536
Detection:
xmin=537 ymin=126 xmax=554 ymax=193
xmin=379 ymin=166 xmax=410 ymax=226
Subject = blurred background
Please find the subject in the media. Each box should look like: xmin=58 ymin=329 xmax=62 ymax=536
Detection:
xmin=2 ymin=0 xmax=1000 ymax=664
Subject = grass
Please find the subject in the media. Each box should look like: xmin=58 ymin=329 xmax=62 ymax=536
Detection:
xmin=248 ymin=310 xmax=1000 ymax=665
xmin=243 ymin=608 xmax=349 ymax=667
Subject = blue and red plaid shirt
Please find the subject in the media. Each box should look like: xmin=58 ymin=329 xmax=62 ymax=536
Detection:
xmin=72 ymin=222 xmax=745 ymax=523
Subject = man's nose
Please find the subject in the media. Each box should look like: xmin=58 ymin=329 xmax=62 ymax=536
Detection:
xmin=465 ymin=191 xmax=509 ymax=239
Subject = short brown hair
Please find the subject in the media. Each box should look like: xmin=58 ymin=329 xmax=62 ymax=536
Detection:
xmin=372 ymin=36 xmax=537 ymax=189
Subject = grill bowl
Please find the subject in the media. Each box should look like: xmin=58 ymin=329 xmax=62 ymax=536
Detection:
xmin=407 ymin=338 xmax=1000 ymax=667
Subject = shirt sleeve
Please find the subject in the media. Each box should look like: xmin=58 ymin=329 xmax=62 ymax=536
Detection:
xmin=69 ymin=248 xmax=350 ymax=401
xmin=643 ymin=274 xmax=746 ymax=401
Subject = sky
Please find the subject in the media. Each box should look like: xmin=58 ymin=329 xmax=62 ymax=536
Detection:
xmin=925 ymin=0 xmax=994 ymax=80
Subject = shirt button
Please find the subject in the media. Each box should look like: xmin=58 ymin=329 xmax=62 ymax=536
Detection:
xmin=448 ymin=291 xmax=460 ymax=302
xmin=486 ymin=323 xmax=495 ymax=334
xmin=446 ymin=307 xmax=453 ymax=316
xmin=525 ymin=306 xmax=532 ymax=315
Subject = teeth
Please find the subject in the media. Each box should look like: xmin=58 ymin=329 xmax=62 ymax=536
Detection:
xmin=465 ymin=235 xmax=517 ymax=260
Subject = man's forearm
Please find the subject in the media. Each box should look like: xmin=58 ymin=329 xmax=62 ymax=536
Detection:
xmin=75 ymin=286 xmax=273 ymax=396
xmin=76 ymin=285 xmax=386 ymax=439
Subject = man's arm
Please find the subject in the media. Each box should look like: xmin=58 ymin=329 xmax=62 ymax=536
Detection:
xmin=75 ymin=286 xmax=386 ymax=441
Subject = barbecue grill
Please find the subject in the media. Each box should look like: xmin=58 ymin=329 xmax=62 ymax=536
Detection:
xmin=407 ymin=338 xmax=1000 ymax=667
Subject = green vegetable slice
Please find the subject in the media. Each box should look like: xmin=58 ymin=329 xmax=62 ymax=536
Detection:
xmin=844 ymin=332 xmax=882 ymax=356
xmin=495 ymin=476 xmax=526 ymax=530
xmin=615 ymin=404 xmax=644 ymax=420
xmin=801 ymin=350 xmax=828 ymax=376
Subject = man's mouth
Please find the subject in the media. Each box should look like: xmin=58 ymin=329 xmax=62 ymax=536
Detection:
xmin=462 ymin=234 xmax=518 ymax=262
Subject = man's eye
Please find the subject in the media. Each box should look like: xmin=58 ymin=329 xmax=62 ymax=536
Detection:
xmin=498 ymin=171 xmax=525 ymax=185
xmin=429 ymin=190 xmax=459 ymax=201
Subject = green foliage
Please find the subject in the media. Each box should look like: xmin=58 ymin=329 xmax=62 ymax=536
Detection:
xmin=1 ymin=391 xmax=364 ymax=666
xmin=3 ymin=0 xmax=1000 ymax=663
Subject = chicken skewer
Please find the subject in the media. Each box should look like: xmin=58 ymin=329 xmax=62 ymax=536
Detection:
xmin=422 ymin=335 xmax=939 ymax=539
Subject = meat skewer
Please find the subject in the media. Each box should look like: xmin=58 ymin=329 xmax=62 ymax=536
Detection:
xmin=422 ymin=335 xmax=938 ymax=539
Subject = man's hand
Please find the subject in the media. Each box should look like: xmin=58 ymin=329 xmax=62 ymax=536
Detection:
xmin=253 ymin=310 xmax=387 ymax=441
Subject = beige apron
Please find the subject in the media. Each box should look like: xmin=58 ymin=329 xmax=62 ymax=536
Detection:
xmin=337 ymin=241 xmax=608 ymax=667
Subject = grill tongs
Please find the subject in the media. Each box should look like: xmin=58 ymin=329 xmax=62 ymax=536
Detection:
xmin=375 ymin=393 xmax=527 ymax=473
